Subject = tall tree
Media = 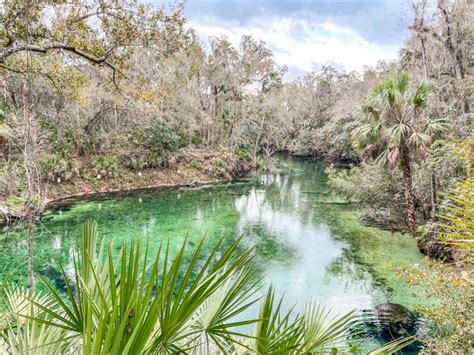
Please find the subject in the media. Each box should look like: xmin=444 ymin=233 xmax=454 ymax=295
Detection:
xmin=352 ymin=72 xmax=448 ymax=236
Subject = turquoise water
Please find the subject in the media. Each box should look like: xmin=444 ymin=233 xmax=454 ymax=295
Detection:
xmin=0 ymin=157 xmax=426 ymax=319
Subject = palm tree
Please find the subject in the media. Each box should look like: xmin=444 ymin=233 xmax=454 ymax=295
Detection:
xmin=352 ymin=72 xmax=448 ymax=236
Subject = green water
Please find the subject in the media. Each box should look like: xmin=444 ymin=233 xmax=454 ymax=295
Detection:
xmin=1 ymin=156 xmax=426 ymax=316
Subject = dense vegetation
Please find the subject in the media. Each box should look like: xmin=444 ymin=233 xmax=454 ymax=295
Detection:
xmin=0 ymin=0 xmax=472 ymax=353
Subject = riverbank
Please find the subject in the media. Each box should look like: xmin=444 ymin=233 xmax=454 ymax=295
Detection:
xmin=0 ymin=148 xmax=255 ymax=226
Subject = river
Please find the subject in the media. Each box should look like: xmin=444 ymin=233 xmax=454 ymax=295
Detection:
xmin=0 ymin=156 xmax=428 ymax=350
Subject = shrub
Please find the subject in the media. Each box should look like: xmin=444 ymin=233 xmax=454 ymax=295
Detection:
xmin=326 ymin=162 xmax=406 ymax=228
xmin=43 ymin=125 xmax=76 ymax=159
xmin=124 ymin=155 xmax=147 ymax=171
xmin=235 ymin=146 xmax=252 ymax=161
xmin=0 ymin=162 xmax=20 ymax=196
xmin=41 ymin=155 xmax=80 ymax=182
xmin=0 ymin=100 xmax=8 ymax=121
xmin=92 ymin=155 xmax=118 ymax=177
xmin=211 ymin=158 xmax=227 ymax=176
xmin=191 ymin=133 xmax=204 ymax=146
xmin=145 ymin=120 xmax=184 ymax=154
xmin=124 ymin=153 xmax=170 ymax=171
xmin=255 ymin=157 xmax=269 ymax=171
xmin=397 ymin=261 xmax=473 ymax=352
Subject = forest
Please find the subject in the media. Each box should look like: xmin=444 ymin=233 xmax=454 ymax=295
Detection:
xmin=0 ymin=0 xmax=472 ymax=353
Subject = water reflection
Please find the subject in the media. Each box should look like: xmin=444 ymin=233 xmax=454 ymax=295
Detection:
xmin=234 ymin=174 xmax=383 ymax=314
xmin=0 ymin=157 xmax=425 ymax=315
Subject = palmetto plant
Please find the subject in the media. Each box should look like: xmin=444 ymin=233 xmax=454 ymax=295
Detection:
xmin=0 ymin=220 xmax=408 ymax=354
xmin=352 ymin=72 xmax=449 ymax=236
xmin=436 ymin=139 xmax=474 ymax=252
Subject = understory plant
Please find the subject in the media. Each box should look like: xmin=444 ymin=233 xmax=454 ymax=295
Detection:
xmin=396 ymin=139 xmax=473 ymax=353
xmin=124 ymin=153 xmax=169 ymax=172
xmin=435 ymin=139 xmax=473 ymax=252
xmin=92 ymin=155 xmax=118 ymax=178
xmin=41 ymin=155 xmax=81 ymax=183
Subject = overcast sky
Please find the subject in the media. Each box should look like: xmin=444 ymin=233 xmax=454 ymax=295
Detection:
xmin=180 ymin=0 xmax=412 ymax=78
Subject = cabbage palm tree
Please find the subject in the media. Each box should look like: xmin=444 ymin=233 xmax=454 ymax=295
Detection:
xmin=352 ymin=72 xmax=448 ymax=236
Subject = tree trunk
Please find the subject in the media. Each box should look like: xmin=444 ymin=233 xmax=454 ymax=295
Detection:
xmin=253 ymin=115 xmax=266 ymax=161
xmin=400 ymin=148 xmax=417 ymax=237
xmin=27 ymin=219 xmax=36 ymax=289
xmin=431 ymin=170 xmax=438 ymax=220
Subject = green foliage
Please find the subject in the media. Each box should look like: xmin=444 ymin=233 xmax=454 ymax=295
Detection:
xmin=41 ymin=155 xmax=81 ymax=182
xmin=92 ymin=155 xmax=118 ymax=177
xmin=145 ymin=120 xmax=184 ymax=154
xmin=352 ymin=72 xmax=448 ymax=167
xmin=44 ymin=127 xmax=76 ymax=159
xmin=428 ymin=139 xmax=455 ymax=169
xmin=211 ymin=158 xmax=227 ymax=176
xmin=396 ymin=261 xmax=473 ymax=353
xmin=255 ymin=157 xmax=270 ymax=171
xmin=218 ymin=107 xmax=233 ymax=125
xmin=351 ymin=72 xmax=451 ymax=236
xmin=0 ymin=100 xmax=8 ymax=122
xmin=4 ymin=196 xmax=27 ymax=211
xmin=326 ymin=163 xmax=405 ymax=228
xmin=235 ymin=146 xmax=252 ymax=161
xmin=436 ymin=139 xmax=474 ymax=251
xmin=437 ymin=182 xmax=474 ymax=251
xmin=191 ymin=133 xmax=204 ymax=146
xmin=0 ymin=220 xmax=260 ymax=353
xmin=395 ymin=140 xmax=473 ymax=353
xmin=254 ymin=287 xmax=304 ymax=353
xmin=0 ymin=289 xmax=70 ymax=354
xmin=123 ymin=153 xmax=169 ymax=171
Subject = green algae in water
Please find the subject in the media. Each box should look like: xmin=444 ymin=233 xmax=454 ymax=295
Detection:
xmin=0 ymin=157 xmax=431 ymax=319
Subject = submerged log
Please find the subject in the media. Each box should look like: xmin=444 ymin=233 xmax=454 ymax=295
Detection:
xmin=302 ymin=191 xmax=331 ymax=195
xmin=312 ymin=200 xmax=358 ymax=205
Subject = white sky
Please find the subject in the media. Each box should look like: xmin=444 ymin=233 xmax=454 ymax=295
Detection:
xmin=182 ymin=0 xmax=411 ymax=78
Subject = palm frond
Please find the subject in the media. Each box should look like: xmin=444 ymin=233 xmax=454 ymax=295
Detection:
xmin=1 ymin=288 xmax=73 ymax=354
xmin=253 ymin=286 xmax=304 ymax=354
xmin=302 ymin=303 xmax=361 ymax=353
xmin=368 ymin=336 xmax=417 ymax=354
xmin=387 ymin=123 xmax=411 ymax=145
xmin=0 ymin=221 xmax=416 ymax=354
xmin=436 ymin=181 xmax=474 ymax=251
xmin=351 ymin=123 xmax=382 ymax=150
xmin=190 ymin=267 xmax=262 ymax=353
xmin=424 ymin=118 xmax=450 ymax=136
xmin=408 ymin=131 xmax=431 ymax=149
xmin=16 ymin=220 xmax=259 ymax=354
xmin=394 ymin=72 xmax=410 ymax=96
xmin=412 ymin=80 xmax=433 ymax=109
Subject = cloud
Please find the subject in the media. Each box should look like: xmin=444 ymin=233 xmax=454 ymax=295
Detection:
xmin=184 ymin=0 xmax=411 ymax=45
xmin=189 ymin=14 xmax=400 ymax=77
